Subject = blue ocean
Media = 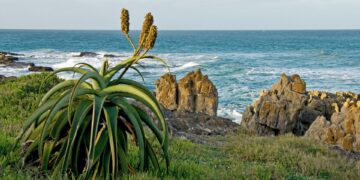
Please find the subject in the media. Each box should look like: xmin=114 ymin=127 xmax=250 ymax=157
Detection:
xmin=1 ymin=30 xmax=360 ymax=122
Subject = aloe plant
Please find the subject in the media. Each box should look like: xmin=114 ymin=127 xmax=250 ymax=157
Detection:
xmin=17 ymin=9 xmax=169 ymax=178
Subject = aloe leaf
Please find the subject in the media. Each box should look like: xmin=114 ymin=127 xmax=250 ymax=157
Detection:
xmin=145 ymin=139 xmax=160 ymax=173
xmin=86 ymin=95 xmax=106 ymax=172
xmin=74 ymin=63 xmax=99 ymax=73
xmin=102 ymin=84 xmax=168 ymax=145
xmin=111 ymin=98 xmax=146 ymax=170
xmin=61 ymin=100 xmax=92 ymax=173
xmin=40 ymin=80 xmax=92 ymax=106
xmin=104 ymin=106 xmax=119 ymax=177
xmin=99 ymin=60 xmax=109 ymax=76
xmin=41 ymin=141 xmax=55 ymax=171
xmin=129 ymin=66 xmax=145 ymax=83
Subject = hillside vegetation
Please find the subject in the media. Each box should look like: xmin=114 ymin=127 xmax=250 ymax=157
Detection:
xmin=0 ymin=74 xmax=359 ymax=179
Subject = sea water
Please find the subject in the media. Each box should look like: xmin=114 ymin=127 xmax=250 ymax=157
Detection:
xmin=1 ymin=30 xmax=360 ymax=122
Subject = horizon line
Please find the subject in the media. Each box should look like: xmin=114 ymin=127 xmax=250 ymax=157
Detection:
xmin=1 ymin=28 xmax=360 ymax=31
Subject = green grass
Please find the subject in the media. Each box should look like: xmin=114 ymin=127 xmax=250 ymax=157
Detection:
xmin=0 ymin=73 xmax=359 ymax=179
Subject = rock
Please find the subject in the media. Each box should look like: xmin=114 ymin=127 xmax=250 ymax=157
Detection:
xmin=28 ymin=64 xmax=54 ymax=72
xmin=0 ymin=51 xmax=24 ymax=56
xmin=130 ymin=99 xmax=238 ymax=143
xmin=241 ymin=73 xmax=358 ymax=136
xmin=0 ymin=53 xmax=19 ymax=62
xmin=305 ymin=104 xmax=360 ymax=152
xmin=74 ymin=52 xmax=98 ymax=57
xmin=164 ymin=109 xmax=238 ymax=137
xmin=103 ymin=54 xmax=123 ymax=58
xmin=155 ymin=74 xmax=178 ymax=110
xmin=155 ymin=69 xmax=218 ymax=116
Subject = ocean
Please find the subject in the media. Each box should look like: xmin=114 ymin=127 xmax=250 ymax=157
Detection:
xmin=1 ymin=30 xmax=360 ymax=122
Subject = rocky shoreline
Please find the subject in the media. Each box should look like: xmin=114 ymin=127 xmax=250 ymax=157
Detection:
xmin=0 ymin=51 xmax=126 ymax=75
xmin=241 ymin=73 xmax=360 ymax=153
xmin=0 ymin=51 xmax=53 ymax=72
xmin=2 ymin=51 xmax=360 ymax=153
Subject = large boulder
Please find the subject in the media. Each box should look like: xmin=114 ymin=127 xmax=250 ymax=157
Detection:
xmin=155 ymin=69 xmax=218 ymax=116
xmin=241 ymin=73 xmax=357 ymax=136
xmin=305 ymin=103 xmax=360 ymax=152
xmin=155 ymin=74 xmax=178 ymax=110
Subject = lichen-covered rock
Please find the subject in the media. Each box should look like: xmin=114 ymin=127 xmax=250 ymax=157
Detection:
xmin=155 ymin=74 xmax=178 ymax=110
xmin=241 ymin=73 xmax=359 ymax=136
xmin=155 ymin=69 xmax=218 ymax=116
xmin=305 ymin=104 xmax=360 ymax=152
xmin=178 ymin=69 xmax=218 ymax=116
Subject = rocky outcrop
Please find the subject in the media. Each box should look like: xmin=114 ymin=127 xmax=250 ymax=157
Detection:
xmin=155 ymin=69 xmax=218 ymax=116
xmin=73 ymin=52 xmax=98 ymax=57
xmin=0 ymin=53 xmax=33 ymax=68
xmin=28 ymin=64 xmax=54 ymax=72
xmin=155 ymin=74 xmax=178 ymax=110
xmin=0 ymin=53 xmax=18 ymax=62
xmin=241 ymin=73 xmax=357 ymax=136
xmin=305 ymin=103 xmax=360 ymax=152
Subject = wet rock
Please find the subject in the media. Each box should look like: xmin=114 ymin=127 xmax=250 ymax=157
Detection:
xmin=0 ymin=53 xmax=18 ymax=62
xmin=28 ymin=64 xmax=54 ymax=72
xmin=74 ymin=52 xmax=98 ymax=57
xmin=241 ymin=73 xmax=358 ymax=136
xmin=0 ymin=51 xmax=24 ymax=56
xmin=155 ymin=69 xmax=218 ymax=116
xmin=103 ymin=54 xmax=123 ymax=58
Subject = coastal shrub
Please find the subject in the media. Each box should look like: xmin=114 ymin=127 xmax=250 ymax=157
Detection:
xmin=16 ymin=9 xmax=169 ymax=178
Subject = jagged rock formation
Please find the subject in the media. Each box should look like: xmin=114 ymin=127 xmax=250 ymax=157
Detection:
xmin=155 ymin=69 xmax=218 ymax=116
xmin=305 ymin=102 xmax=360 ymax=152
xmin=155 ymin=74 xmax=178 ymax=110
xmin=241 ymin=73 xmax=358 ymax=136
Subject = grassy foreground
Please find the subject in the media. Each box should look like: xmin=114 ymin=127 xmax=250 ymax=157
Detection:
xmin=0 ymin=73 xmax=359 ymax=179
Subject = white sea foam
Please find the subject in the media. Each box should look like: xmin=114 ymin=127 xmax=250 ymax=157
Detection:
xmin=172 ymin=62 xmax=200 ymax=72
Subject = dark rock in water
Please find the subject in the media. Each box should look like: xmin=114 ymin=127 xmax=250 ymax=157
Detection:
xmin=241 ymin=73 xmax=357 ymax=136
xmin=0 ymin=53 xmax=19 ymax=62
xmin=0 ymin=51 xmax=24 ymax=56
xmin=74 ymin=52 xmax=99 ymax=57
xmin=155 ymin=69 xmax=218 ymax=116
xmin=0 ymin=53 xmax=32 ymax=68
xmin=28 ymin=64 xmax=54 ymax=72
xmin=103 ymin=54 xmax=122 ymax=58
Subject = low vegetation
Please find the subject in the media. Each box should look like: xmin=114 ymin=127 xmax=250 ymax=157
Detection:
xmin=1 ymin=74 xmax=360 ymax=179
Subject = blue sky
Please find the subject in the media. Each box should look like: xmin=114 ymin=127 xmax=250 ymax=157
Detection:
xmin=1 ymin=0 xmax=360 ymax=30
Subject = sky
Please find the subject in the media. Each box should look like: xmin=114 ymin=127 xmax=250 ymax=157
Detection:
xmin=1 ymin=0 xmax=360 ymax=30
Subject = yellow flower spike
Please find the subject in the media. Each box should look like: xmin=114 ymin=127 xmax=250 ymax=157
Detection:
xmin=121 ymin=8 xmax=130 ymax=34
xmin=138 ymin=13 xmax=154 ymax=47
xmin=145 ymin=25 xmax=158 ymax=50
